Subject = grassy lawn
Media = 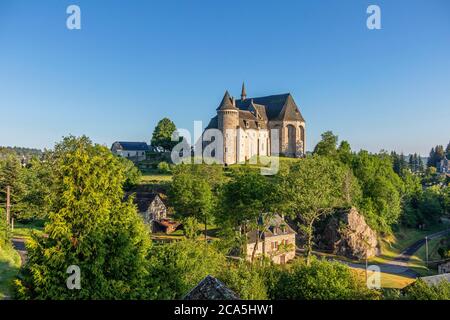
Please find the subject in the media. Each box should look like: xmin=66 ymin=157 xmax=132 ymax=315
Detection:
xmin=0 ymin=243 xmax=21 ymax=299
xmin=140 ymin=173 xmax=172 ymax=184
xmin=351 ymin=268 xmax=414 ymax=289
xmin=12 ymin=220 xmax=45 ymax=240
xmin=370 ymin=223 xmax=450 ymax=265
xmin=408 ymin=237 xmax=444 ymax=277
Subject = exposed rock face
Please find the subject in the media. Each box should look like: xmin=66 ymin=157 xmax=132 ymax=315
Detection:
xmin=317 ymin=207 xmax=379 ymax=260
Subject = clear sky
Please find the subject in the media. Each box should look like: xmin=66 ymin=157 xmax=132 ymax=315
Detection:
xmin=0 ymin=0 xmax=449 ymax=155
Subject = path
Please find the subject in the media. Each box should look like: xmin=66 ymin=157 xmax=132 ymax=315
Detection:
xmin=12 ymin=237 xmax=27 ymax=266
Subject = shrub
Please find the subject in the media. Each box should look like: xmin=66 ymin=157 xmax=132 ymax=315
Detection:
xmin=402 ymin=279 xmax=450 ymax=300
xmin=270 ymin=257 xmax=380 ymax=300
xmin=157 ymin=161 xmax=171 ymax=174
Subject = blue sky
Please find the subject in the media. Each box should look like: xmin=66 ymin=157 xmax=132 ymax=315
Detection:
xmin=0 ymin=0 xmax=449 ymax=155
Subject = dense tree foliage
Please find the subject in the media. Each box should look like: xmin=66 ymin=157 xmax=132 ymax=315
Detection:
xmin=0 ymin=155 xmax=25 ymax=219
xmin=169 ymin=164 xmax=223 ymax=239
xmin=270 ymin=257 xmax=379 ymax=300
xmin=427 ymin=145 xmax=446 ymax=168
xmin=279 ymin=156 xmax=360 ymax=263
xmin=147 ymin=240 xmax=225 ymax=299
xmin=351 ymin=151 xmax=403 ymax=233
xmin=217 ymin=168 xmax=279 ymax=259
xmin=15 ymin=136 xmax=152 ymax=299
xmin=117 ymin=156 xmax=142 ymax=190
xmin=402 ymin=279 xmax=450 ymax=300
xmin=151 ymin=118 xmax=177 ymax=151
xmin=313 ymin=131 xmax=338 ymax=156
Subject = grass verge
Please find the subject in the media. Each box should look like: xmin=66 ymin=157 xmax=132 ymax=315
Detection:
xmin=0 ymin=243 xmax=21 ymax=299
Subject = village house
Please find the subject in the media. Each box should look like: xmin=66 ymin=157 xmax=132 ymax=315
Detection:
xmin=111 ymin=141 xmax=151 ymax=161
xmin=246 ymin=214 xmax=296 ymax=264
xmin=126 ymin=192 xmax=179 ymax=234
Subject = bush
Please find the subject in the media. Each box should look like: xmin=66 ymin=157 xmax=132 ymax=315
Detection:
xmin=157 ymin=161 xmax=171 ymax=174
xmin=147 ymin=239 xmax=226 ymax=299
xmin=219 ymin=262 xmax=268 ymax=300
xmin=270 ymin=257 xmax=380 ymax=300
xmin=0 ymin=208 xmax=11 ymax=248
xmin=181 ymin=216 xmax=200 ymax=239
xmin=402 ymin=279 xmax=450 ymax=300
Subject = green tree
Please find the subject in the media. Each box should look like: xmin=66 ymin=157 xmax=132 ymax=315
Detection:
xmin=117 ymin=156 xmax=141 ymax=190
xmin=418 ymin=186 xmax=444 ymax=225
xmin=446 ymin=141 xmax=450 ymax=159
xmin=15 ymin=136 xmax=152 ymax=299
xmin=0 ymin=154 xmax=25 ymax=220
xmin=219 ymin=261 xmax=268 ymax=299
xmin=218 ymin=168 xmax=278 ymax=261
xmin=337 ymin=140 xmax=353 ymax=165
xmin=402 ymin=279 xmax=450 ymax=300
xmin=280 ymin=156 xmax=356 ymax=264
xmin=20 ymin=156 xmax=55 ymax=220
xmin=151 ymin=118 xmax=177 ymax=152
xmin=352 ymin=151 xmax=403 ymax=233
xmin=147 ymin=239 xmax=226 ymax=299
xmin=313 ymin=131 xmax=338 ymax=156
xmin=169 ymin=164 xmax=223 ymax=241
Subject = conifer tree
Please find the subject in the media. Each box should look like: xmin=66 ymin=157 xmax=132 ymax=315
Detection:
xmin=15 ymin=136 xmax=152 ymax=299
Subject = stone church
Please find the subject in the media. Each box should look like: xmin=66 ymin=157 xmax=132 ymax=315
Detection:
xmin=204 ymin=84 xmax=306 ymax=165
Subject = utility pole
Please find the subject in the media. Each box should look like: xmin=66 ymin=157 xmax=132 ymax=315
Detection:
xmin=425 ymin=236 xmax=429 ymax=267
xmin=5 ymin=186 xmax=11 ymax=238
xmin=365 ymin=251 xmax=368 ymax=285
xmin=6 ymin=186 xmax=11 ymax=226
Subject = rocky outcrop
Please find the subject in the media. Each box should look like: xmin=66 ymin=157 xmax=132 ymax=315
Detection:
xmin=317 ymin=207 xmax=379 ymax=260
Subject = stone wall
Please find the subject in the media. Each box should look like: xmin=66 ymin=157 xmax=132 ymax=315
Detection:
xmin=246 ymin=233 xmax=296 ymax=264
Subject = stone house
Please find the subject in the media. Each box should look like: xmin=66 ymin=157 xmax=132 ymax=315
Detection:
xmin=111 ymin=141 xmax=150 ymax=161
xmin=246 ymin=214 xmax=296 ymax=264
xmin=204 ymin=84 xmax=306 ymax=165
xmin=127 ymin=192 xmax=179 ymax=233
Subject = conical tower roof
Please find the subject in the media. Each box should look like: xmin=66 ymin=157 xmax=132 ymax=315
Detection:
xmin=217 ymin=90 xmax=238 ymax=111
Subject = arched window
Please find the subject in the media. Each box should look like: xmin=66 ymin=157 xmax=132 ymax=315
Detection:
xmin=287 ymin=125 xmax=296 ymax=154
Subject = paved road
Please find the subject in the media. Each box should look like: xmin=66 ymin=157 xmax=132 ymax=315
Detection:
xmin=300 ymin=228 xmax=450 ymax=279
xmin=12 ymin=237 xmax=27 ymax=266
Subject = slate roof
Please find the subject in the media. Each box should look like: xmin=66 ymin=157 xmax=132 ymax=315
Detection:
xmin=124 ymin=192 xmax=161 ymax=212
xmin=208 ymin=91 xmax=305 ymax=130
xmin=112 ymin=141 xmax=150 ymax=151
xmin=236 ymin=93 xmax=305 ymax=122
xmin=247 ymin=214 xmax=296 ymax=244
xmin=184 ymin=275 xmax=240 ymax=300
